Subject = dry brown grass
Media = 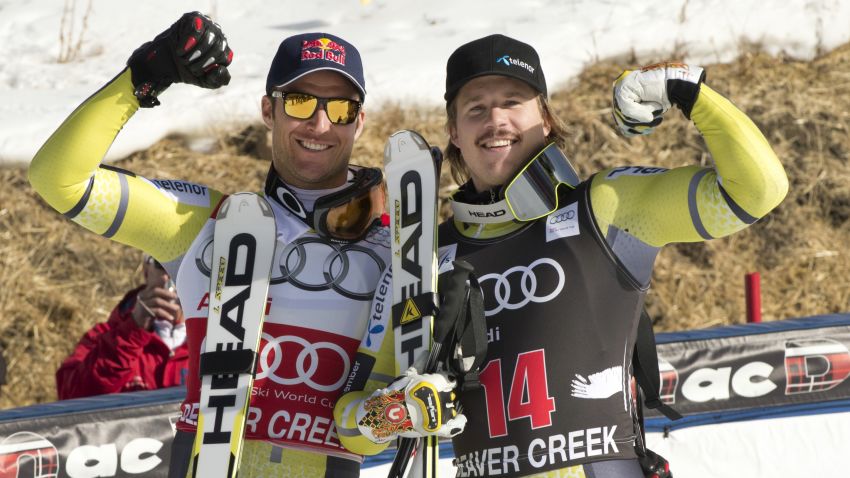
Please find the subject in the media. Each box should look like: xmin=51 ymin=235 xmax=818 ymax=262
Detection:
xmin=3 ymin=43 xmax=850 ymax=408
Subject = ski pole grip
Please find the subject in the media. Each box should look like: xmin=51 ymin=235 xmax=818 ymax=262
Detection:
xmin=434 ymin=260 xmax=475 ymax=343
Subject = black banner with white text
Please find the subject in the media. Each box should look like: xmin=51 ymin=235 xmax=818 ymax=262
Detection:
xmin=0 ymin=388 xmax=182 ymax=478
xmin=650 ymin=315 xmax=850 ymax=416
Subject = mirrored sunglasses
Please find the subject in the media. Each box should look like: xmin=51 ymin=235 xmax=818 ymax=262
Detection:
xmin=271 ymin=91 xmax=361 ymax=125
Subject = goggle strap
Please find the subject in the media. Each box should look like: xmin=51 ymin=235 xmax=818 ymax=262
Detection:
xmin=314 ymin=167 xmax=381 ymax=209
xmin=450 ymin=198 xmax=513 ymax=224
xmin=267 ymin=184 xmax=309 ymax=220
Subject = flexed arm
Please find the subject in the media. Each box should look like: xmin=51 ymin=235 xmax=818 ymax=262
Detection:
xmin=593 ymin=63 xmax=788 ymax=248
xmin=28 ymin=12 xmax=231 ymax=261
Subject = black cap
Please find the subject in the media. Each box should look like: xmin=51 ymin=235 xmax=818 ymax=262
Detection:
xmin=266 ymin=33 xmax=366 ymax=100
xmin=445 ymin=34 xmax=547 ymax=104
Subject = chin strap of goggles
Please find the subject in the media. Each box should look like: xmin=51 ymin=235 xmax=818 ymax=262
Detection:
xmin=448 ymin=182 xmax=517 ymax=224
xmin=450 ymin=197 xmax=514 ymax=224
xmin=264 ymin=166 xmax=312 ymax=221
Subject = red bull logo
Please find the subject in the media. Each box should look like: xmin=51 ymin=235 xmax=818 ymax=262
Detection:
xmin=0 ymin=431 xmax=59 ymax=478
xmin=301 ymin=38 xmax=346 ymax=66
xmin=785 ymin=338 xmax=850 ymax=394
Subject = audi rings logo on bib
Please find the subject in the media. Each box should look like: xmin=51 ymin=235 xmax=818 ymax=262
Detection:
xmin=546 ymin=202 xmax=580 ymax=242
xmin=274 ymin=237 xmax=385 ymax=300
xmin=195 ymin=235 xmax=385 ymax=301
xmin=478 ymin=258 xmax=566 ymax=316
xmin=548 ymin=210 xmax=575 ymax=224
xmin=255 ymin=334 xmax=351 ymax=393
xmin=194 ymin=233 xmax=215 ymax=277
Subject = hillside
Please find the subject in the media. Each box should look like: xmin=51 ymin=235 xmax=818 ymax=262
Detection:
xmin=2 ymin=44 xmax=849 ymax=408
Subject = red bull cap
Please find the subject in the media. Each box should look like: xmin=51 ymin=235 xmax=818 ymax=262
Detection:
xmin=266 ymin=32 xmax=366 ymax=100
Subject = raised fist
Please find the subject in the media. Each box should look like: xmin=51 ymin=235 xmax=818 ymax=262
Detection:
xmin=612 ymin=63 xmax=704 ymax=137
xmin=127 ymin=11 xmax=233 ymax=107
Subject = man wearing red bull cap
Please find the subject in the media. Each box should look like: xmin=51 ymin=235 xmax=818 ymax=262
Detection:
xmin=29 ymin=11 xmax=392 ymax=478
xmin=337 ymin=34 xmax=788 ymax=477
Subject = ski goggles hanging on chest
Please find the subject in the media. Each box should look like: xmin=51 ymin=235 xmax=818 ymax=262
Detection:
xmin=265 ymin=166 xmax=387 ymax=243
xmin=503 ymin=142 xmax=581 ymax=221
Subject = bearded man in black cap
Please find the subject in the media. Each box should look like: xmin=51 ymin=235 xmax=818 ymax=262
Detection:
xmin=336 ymin=34 xmax=788 ymax=477
xmin=29 ymin=11 xmax=394 ymax=478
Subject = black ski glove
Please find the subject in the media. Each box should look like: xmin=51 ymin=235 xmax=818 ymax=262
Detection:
xmin=127 ymin=11 xmax=233 ymax=107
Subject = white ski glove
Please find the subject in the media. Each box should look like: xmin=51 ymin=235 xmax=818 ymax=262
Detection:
xmin=356 ymin=368 xmax=467 ymax=443
xmin=612 ymin=62 xmax=705 ymax=137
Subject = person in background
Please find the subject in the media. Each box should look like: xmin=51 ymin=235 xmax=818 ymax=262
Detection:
xmin=56 ymin=255 xmax=187 ymax=399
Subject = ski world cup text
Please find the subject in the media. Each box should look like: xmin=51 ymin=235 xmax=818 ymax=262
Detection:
xmin=203 ymin=232 xmax=257 ymax=445
xmin=455 ymin=425 xmax=619 ymax=477
xmin=244 ymin=408 xmax=343 ymax=449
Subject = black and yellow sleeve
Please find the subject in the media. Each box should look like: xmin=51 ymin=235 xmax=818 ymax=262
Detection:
xmin=590 ymin=84 xmax=788 ymax=248
xmin=28 ymin=68 xmax=223 ymax=262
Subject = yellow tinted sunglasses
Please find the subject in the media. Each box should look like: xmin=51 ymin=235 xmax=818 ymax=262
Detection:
xmin=270 ymin=91 xmax=361 ymax=125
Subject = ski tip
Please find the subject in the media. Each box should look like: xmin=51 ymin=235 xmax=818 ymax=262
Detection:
xmin=215 ymin=192 xmax=275 ymax=220
xmin=387 ymin=130 xmax=429 ymax=154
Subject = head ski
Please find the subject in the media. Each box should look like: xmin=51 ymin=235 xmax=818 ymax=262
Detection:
xmin=190 ymin=193 xmax=277 ymax=478
xmin=384 ymin=130 xmax=442 ymax=478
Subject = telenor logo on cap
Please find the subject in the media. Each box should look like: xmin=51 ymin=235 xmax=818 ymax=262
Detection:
xmin=301 ymin=38 xmax=347 ymax=66
xmin=496 ymin=55 xmax=535 ymax=74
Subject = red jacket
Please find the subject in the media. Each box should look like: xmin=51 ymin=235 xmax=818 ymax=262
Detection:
xmin=56 ymin=287 xmax=189 ymax=399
